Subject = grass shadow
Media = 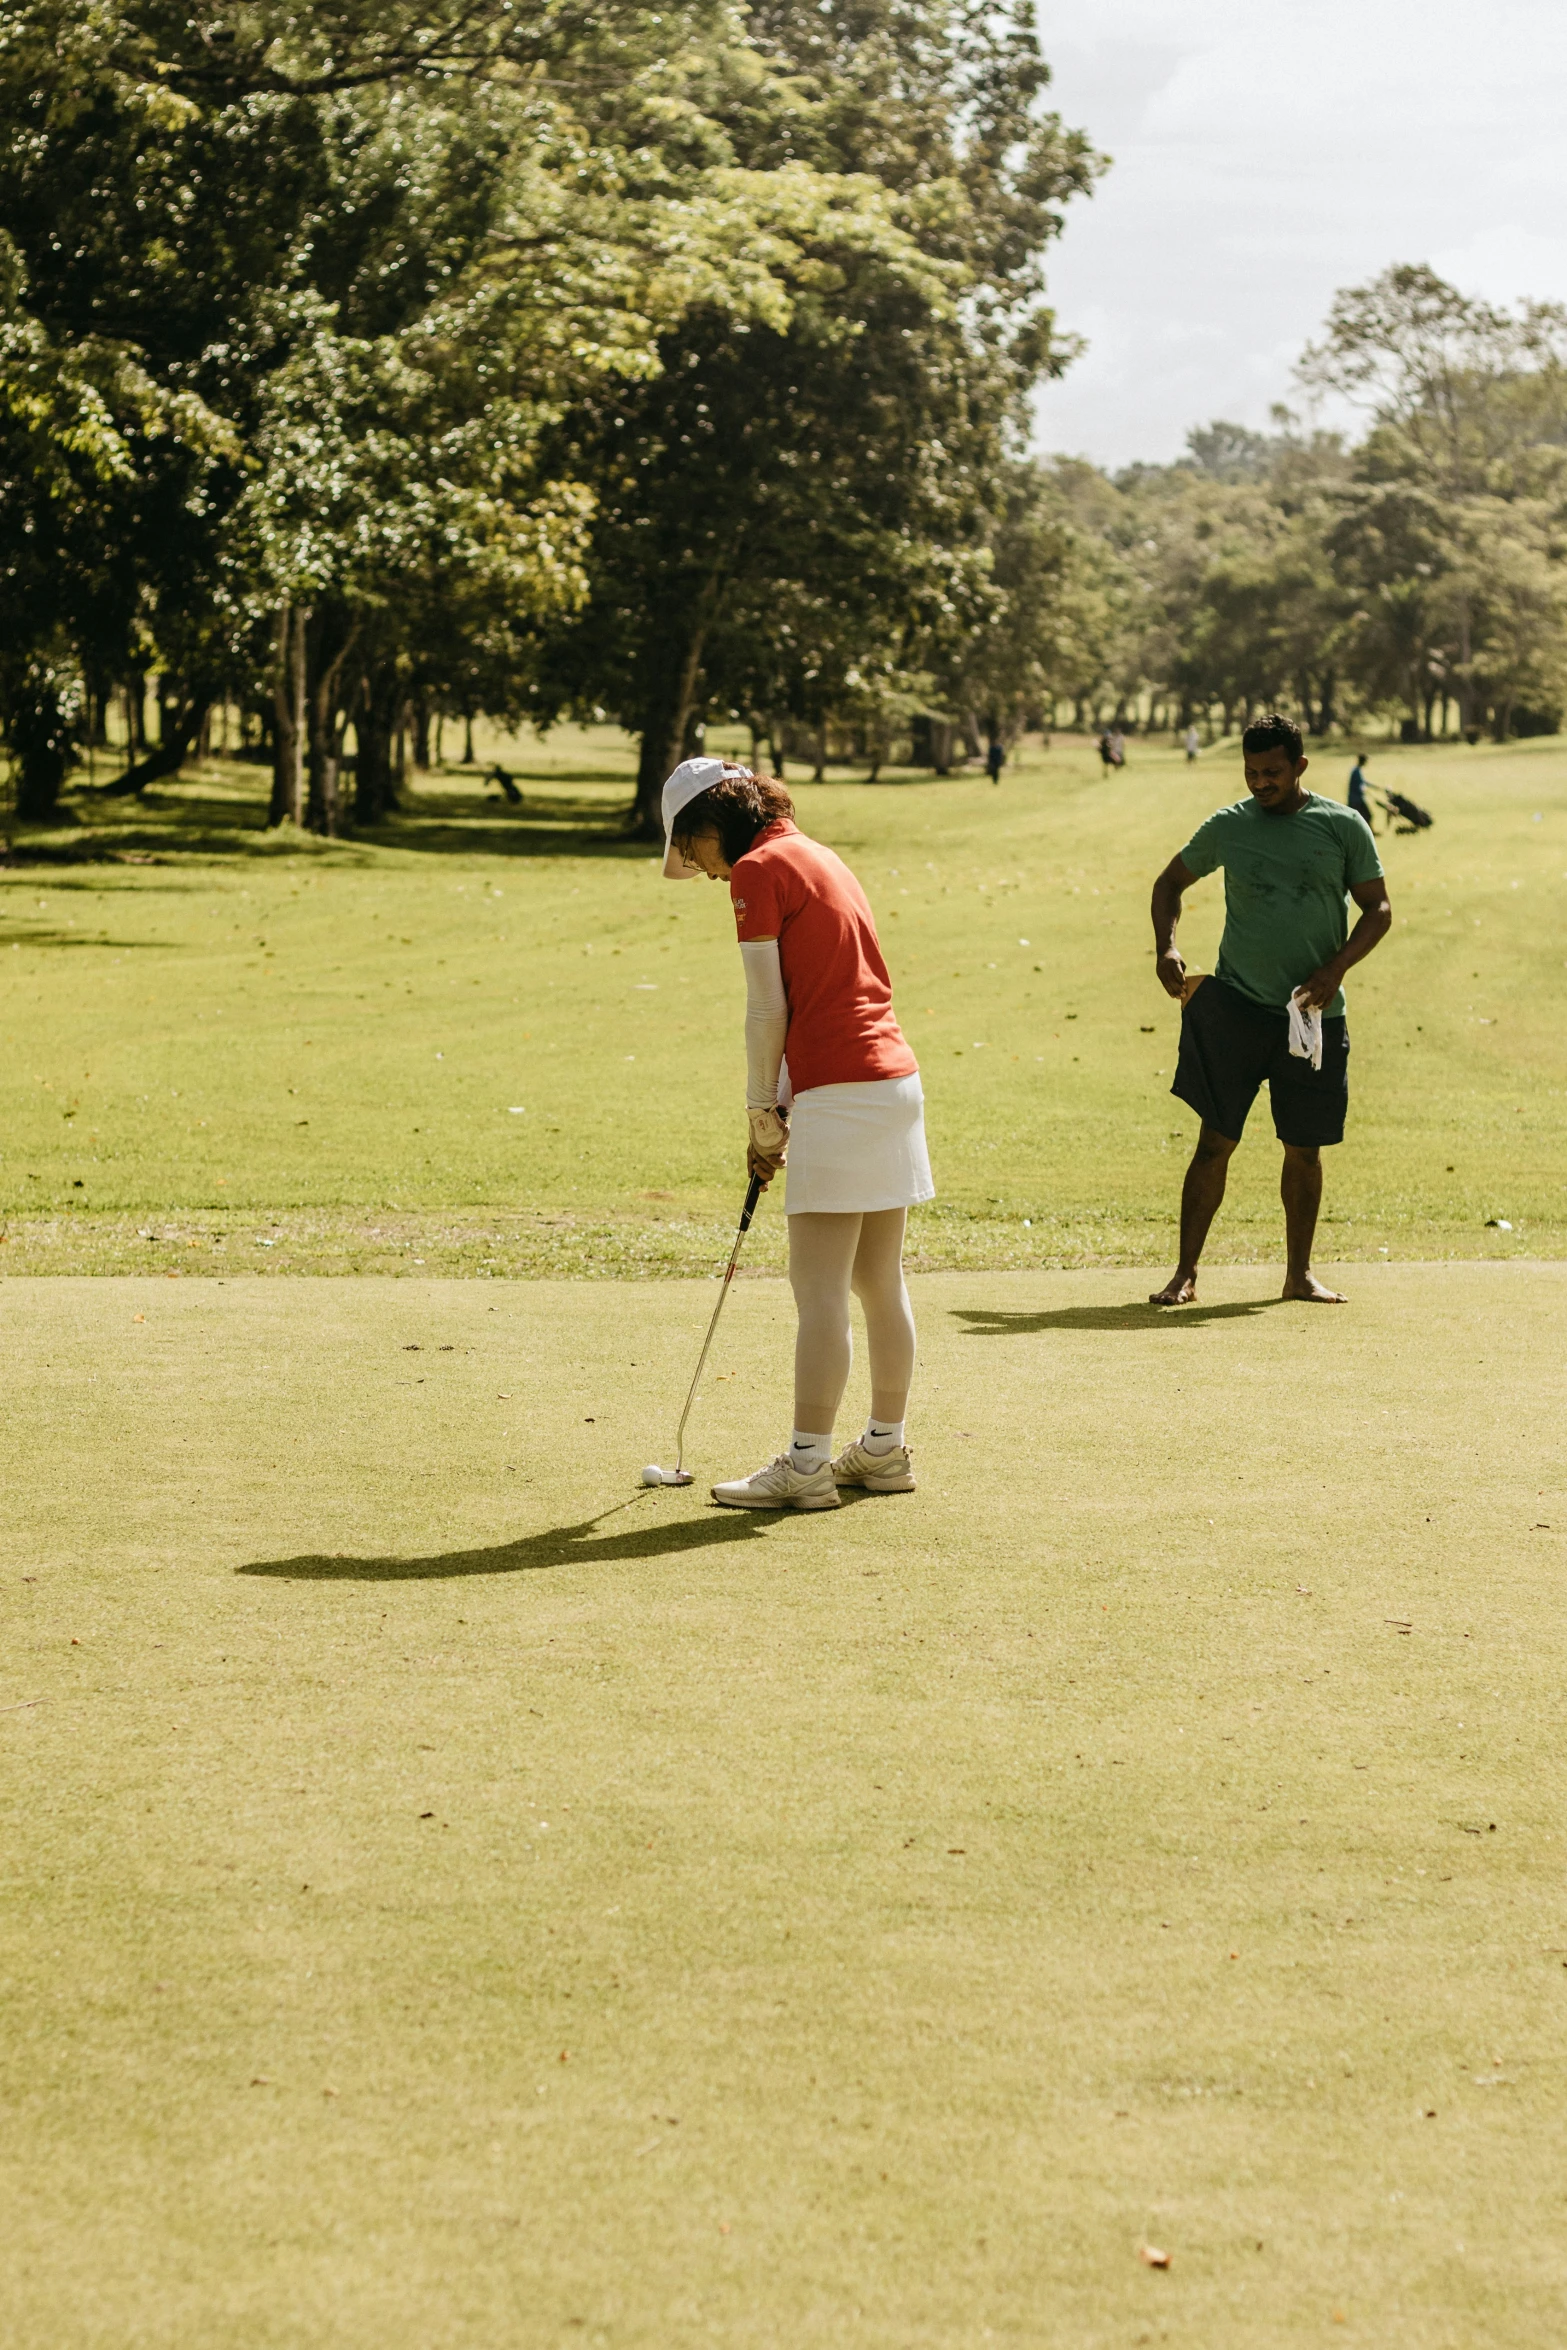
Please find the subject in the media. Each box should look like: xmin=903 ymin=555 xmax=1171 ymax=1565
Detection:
xmin=952 ymin=1297 xmax=1285 ymax=1336
xmin=20 ymin=770 xmax=653 ymax=868
xmin=352 ymin=817 xmax=655 ymax=861
xmin=0 ymin=929 xmax=179 ymax=950
xmin=237 ymin=1493 xmax=779 ymax=1581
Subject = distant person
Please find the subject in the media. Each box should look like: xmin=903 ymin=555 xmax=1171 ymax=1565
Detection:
xmin=1347 ymin=751 xmax=1375 ymax=830
xmin=986 ymin=737 xmax=1006 ymax=784
xmin=1097 ymin=730 xmax=1114 ymax=772
xmin=1108 ymin=728 xmax=1127 ymax=768
xmin=1184 ymin=725 xmax=1200 ymax=763
xmin=1147 ymin=712 xmax=1391 ymax=1307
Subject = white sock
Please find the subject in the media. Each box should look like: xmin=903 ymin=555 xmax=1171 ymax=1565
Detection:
xmin=790 ymin=1428 xmax=832 ymax=1474
xmin=862 ymin=1417 xmax=905 ymax=1456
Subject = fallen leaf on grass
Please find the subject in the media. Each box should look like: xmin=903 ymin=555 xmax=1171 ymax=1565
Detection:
xmin=1139 ymin=2244 xmax=1170 ymax=2269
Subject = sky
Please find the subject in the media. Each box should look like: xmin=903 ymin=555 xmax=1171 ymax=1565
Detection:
xmin=1030 ymin=0 xmax=1567 ymax=469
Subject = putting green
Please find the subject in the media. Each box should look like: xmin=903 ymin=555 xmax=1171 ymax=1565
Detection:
xmin=3 ymin=1261 xmax=1563 ymax=2345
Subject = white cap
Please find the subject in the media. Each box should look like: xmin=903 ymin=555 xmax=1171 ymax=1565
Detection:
xmin=660 ymin=756 xmax=747 ymax=879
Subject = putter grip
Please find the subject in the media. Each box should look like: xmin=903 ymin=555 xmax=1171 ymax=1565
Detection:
xmin=737 ymin=1173 xmax=764 ymax=1233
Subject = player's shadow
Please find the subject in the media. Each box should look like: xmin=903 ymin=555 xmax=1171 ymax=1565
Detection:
xmin=238 ymin=1495 xmax=784 ymax=1583
xmin=952 ymin=1298 xmax=1284 ymax=1337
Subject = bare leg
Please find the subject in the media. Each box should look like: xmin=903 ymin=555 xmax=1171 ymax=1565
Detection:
xmin=788 ymin=1211 xmax=862 ymax=1433
xmin=848 ymin=1207 xmax=915 ymax=1423
xmin=1150 ymin=1124 xmax=1238 ymax=1304
xmin=1280 ymin=1143 xmax=1345 ymax=1301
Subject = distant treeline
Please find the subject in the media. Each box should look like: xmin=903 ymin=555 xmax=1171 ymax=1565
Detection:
xmin=1023 ymin=267 xmax=1567 ymax=755
xmin=3 ymin=8 xmax=1564 ymax=838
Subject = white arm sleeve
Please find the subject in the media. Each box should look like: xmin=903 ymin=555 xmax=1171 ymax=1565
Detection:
xmin=740 ymin=938 xmax=787 ymax=1110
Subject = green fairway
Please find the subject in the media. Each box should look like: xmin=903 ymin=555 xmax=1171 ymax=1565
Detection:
xmin=3 ymin=1262 xmax=1564 ymax=2346
xmin=2 ymin=729 xmax=1563 ymax=1275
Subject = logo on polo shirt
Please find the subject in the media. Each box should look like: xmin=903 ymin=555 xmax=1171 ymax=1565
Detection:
xmin=733 ymin=897 xmax=746 ymax=919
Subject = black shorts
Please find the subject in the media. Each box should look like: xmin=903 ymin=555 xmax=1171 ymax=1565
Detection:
xmin=1172 ymin=975 xmax=1349 ymax=1147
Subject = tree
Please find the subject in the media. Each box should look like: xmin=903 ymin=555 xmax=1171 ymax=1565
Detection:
xmin=1 ymin=0 xmax=836 ymax=827
xmin=1299 ymin=264 xmax=1567 ymax=736
xmin=1440 ymin=499 xmax=1567 ymax=739
xmin=529 ymin=0 xmax=1103 ymax=827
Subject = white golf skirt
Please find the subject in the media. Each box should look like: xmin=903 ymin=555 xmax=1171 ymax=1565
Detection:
xmin=783 ymin=1073 xmax=935 ymax=1216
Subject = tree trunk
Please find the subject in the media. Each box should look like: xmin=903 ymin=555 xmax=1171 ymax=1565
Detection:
xmin=411 ymin=696 xmax=432 ymax=772
xmin=85 ymin=667 xmax=110 ymax=748
xmin=304 ymin=608 xmax=356 ymax=837
xmin=1455 ymin=594 xmax=1474 ymax=735
xmin=103 ymin=683 xmax=211 ymax=796
xmin=9 ymin=674 xmax=77 ymax=821
xmin=353 ymin=665 xmax=403 ymax=826
xmin=632 ymin=624 xmax=708 ymax=837
xmin=268 ymin=603 xmax=307 ymax=826
xmin=462 ymin=711 xmax=475 ymax=764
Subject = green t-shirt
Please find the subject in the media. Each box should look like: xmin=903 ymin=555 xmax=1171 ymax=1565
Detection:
xmin=1179 ymin=793 xmax=1384 ymax=1017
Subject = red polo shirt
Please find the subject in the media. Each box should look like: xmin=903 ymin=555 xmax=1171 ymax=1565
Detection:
xmin=730 ymin=821 xmax=917 ymax=1094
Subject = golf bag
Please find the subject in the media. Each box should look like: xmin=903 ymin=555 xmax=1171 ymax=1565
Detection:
xmin=1379 ymin=788 xmax=1433 ymax=834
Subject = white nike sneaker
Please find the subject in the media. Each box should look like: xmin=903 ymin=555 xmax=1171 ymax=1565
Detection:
xmin=710 ymin=1454 xmax=842 ymax=1511
xmin=831 ymin=1439 xmax=916 ymax=1493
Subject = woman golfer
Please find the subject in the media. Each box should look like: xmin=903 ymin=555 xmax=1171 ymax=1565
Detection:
xmin=662 ymin=756 xmax=933 ymax=1509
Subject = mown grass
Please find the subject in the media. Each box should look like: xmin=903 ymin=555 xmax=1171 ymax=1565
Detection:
xmin=1 ymin=726 xmax=1562 ymax=1275
xmin=3 ymin=1262 xmax=1564 ymax=2348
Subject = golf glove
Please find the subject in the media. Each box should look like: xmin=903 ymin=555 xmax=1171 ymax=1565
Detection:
xmin=747 ymin=1104 xmax=789 ymax=1183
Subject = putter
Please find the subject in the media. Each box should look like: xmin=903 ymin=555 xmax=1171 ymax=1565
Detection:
xmin=643 ymin=1172 xmax=765 ymax=1486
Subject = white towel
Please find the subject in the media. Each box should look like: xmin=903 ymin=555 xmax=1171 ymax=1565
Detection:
xmin=1287 ymin=987 xmax=1323 ymax=1072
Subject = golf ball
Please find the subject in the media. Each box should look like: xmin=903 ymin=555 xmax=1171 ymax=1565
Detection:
xmin=641 ymin=1464 xmax=664 ymax=1486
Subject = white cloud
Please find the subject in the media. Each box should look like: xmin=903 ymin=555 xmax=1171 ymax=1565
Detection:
xmin=1032 ymin=0 xmax=1567 ymax=465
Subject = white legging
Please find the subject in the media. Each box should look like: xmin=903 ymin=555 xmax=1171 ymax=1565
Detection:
xmin=788 ymin=1207 xmax=916 ymax=1435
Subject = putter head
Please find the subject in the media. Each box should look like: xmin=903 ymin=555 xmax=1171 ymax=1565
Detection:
xmin=667 ymin=1468 xmax=694 ymax=1486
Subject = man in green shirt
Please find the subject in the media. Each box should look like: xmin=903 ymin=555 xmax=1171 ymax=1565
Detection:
xmin=1148 ymin=712 xmax=1392 ymax=1305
